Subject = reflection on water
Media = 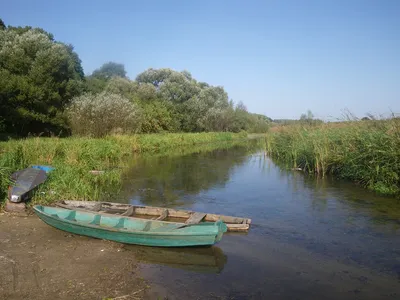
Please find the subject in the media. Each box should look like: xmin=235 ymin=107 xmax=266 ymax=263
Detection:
xmin=121 ymin=141 xmax=400 ymax=300
xmin=124 ymin=245 xmax=227 ymax=274
xmin=120 ymin=141 xmax=261 ymax=207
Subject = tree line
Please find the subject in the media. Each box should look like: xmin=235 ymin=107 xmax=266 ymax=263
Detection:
xmin=0 ymin=19 xmax=270 ymax=138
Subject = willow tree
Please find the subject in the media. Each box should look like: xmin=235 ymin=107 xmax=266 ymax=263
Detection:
xmin=0 ymin=23 xmax=84 ymax=136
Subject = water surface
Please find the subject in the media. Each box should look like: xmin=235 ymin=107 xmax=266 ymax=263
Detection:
xmin=121 ymin=141 xmax=400 ymax=299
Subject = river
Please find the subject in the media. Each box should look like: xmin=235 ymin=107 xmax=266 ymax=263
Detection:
xmin=120 ymin=140 xmax=400 ymax=299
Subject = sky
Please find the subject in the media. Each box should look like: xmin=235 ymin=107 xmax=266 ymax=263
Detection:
xmin=2 ymin=0 xmax=399 ymax=120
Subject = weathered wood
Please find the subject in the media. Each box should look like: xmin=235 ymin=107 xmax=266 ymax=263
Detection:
xmin=55 ymin=200 xmax=252 ymax=231
xmin=226 ymin=224 xmax=250 ymax=232
xmin=185 ymin=212 xmax=207 ymax=225
xmin=93 ymin=202 xmax=102 ymax=212
xmin=121 ymin=206 xmax=134 ymax=216
xmin=156 ymin=209 xmax=169 ymax=221
xmin=203 ymin=213 xmax=249 ymax=224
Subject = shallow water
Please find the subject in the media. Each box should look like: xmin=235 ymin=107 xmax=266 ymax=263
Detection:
xmin=121 ymin=141 xmax=400 ymax=299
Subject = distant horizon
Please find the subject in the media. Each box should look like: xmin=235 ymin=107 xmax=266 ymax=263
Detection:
xmin=2 ymin=0 xmax=399 ymax=120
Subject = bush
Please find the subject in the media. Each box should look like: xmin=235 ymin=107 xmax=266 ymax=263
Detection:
xmin=66 ymin=92 xmax=141 ymax=137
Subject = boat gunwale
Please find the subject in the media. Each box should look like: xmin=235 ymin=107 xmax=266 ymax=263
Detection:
xmin=55 ymin=200 xmax=252 ymax=225
xmin=33 ymin=205 xmax=225 ymax=237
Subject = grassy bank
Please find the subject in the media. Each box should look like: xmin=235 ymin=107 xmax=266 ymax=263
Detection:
xmin=0 ymin=132 xmax=247 ymax=206
xmin=265 ymin=118 xmax=400 ymax=197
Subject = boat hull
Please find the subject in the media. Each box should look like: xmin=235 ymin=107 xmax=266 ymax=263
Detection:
xmin=56 ymin=200 xmax=251 ymax=232
xmin=33 ymin=206 xmax=227 ymax=247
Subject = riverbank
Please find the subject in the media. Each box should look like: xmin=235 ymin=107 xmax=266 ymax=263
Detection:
xmin=265 ymin=118 xmax=400 ymax=197
xmin=0 ymin=132 xmax=248 ymax=206
xmin=0 ymin=213 xmax=150 ymax=300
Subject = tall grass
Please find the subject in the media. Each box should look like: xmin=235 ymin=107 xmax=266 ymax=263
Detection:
xmin=265 ymin=118 xmax=400 ymax=197
xmin=0 ymin=132 xmax=247 ymax=206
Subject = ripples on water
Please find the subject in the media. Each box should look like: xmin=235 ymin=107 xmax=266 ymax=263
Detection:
xmin=120 ymin=141 xmax=400 ymax=299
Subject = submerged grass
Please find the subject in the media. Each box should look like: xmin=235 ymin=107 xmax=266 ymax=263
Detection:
xmin=0 ymin=132 xmax=247 ymax=206
xmin=265 ymin=118 xmax=400 ymax=197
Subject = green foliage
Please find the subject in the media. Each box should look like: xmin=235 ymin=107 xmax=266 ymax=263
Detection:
xmin=0 ymin=19 xmax=270 ymax=137
xmin=85 ymin=76 xmax=108 ymax=94
xmin=247 ymin=113 xmax=271 ymax=133
xmin=134 ymin=68 xmax=270 ymax=133
xmin=0 ymin=24 xmax=84 ymax=136
xmin=104 ymin=76 xmax=138 ymax=99
xmin=139 ymin=100 xmax=180 ymax=133
xmin=91 ymin=62 xmax=126 ymax=79
xmin=0 ymin=18 xmax=5 ymax=30
xmin=0 ymin=133 xmax=247 ymax=205
xmin=299 ymin=110 xmax=323 ymax=126
xmin=66 ymin=92 xmax=141 ymax=137
xmin=265 ymin=118 xmax=400 ymax=197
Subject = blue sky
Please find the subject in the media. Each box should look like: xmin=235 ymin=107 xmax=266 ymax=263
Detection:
xmin=2 ymin=0 xmax=399 ymax=119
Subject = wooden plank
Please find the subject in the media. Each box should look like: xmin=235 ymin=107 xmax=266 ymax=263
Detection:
xmin=93 ymin=202 xmax=102 ymax=212
xmin=55 ymin=201 xmax=251 ymax=230
xmin=226 ymin=224 xmax=250 ymax=232
xmin=185 ymin=212 xmax=206 ymax=225
xmin=121 ymin=206 xmax=134 ymax=216
xmin=204 ymin=213 xmax=251 ymax=225
xmin=135 ymin=207 xmax=168 ymax=216
xmin=156 ymin=209 xmax=169 ymax=221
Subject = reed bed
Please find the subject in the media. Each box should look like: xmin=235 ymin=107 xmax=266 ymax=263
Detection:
xmin=265 ymin=118 xmax=400 ymax=196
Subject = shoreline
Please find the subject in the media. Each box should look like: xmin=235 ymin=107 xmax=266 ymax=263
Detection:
xmin=0 ymin=213 xmax=152 ymax=300
xmin=0 ymin=132 xmax=254 ymax=208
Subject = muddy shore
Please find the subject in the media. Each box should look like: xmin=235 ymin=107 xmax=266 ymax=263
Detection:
xmin=0 ymin=213 xmax=154 ymax=300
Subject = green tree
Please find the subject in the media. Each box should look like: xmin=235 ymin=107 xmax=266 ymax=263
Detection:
xmin=136 ymin=68 xmax=200 ymax=104
xmin=85 ymin=76 xmax=108 ymax=94
xmin=0 ymin=18 xmax=5 ymax=30
xmin=139 ymin=100 xmax=180 ymax=133
xmin=300 ymin=110 xmax=314 ymax=122
xmin=181 ymin=86 xmax=231 ymax=131
xmin=0 ymin=25 xmax=84 ymax=136
xmin=91 ymin=62 xmax=127 ymax=79
xmin=136 ymin=68 xmax=173 ymax=87
xmin=229 ymin=101 xmax=250 ymax=132
xmin=66 ymin=92 xmax=141 ymax=137
xmin=299 ymin=110 xmax=323 ymax=126
xmin=104 ymin=76 xmax=138 ymax=99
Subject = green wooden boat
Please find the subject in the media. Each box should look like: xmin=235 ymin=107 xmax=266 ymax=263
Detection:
xmin=33 ymin=205 xmax=227 ymax=247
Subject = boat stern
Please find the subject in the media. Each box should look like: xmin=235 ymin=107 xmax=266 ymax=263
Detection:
xmin=214 ymin=220 xmax=228 ymax=243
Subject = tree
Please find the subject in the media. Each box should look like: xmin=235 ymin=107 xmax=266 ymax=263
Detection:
xmin=139 ymin=100 xmax=180 ymax=133
xmin=181 ymin=86 xmax=230 ymax=131
xmin=0 ymin=25 xmax=84 ymax=135
xmin=104 ymin=76 xmax=138 ymax=99
xmin=91 ymin=62 xmax=127 ymax=79
xmin=136 ymin=68 xmax=200 ymax=103
xmin=0 ymin=18 xmax=5 ymax=30
xmin=136 ymin=68 xmax=173 ymax=87
xmin=66 ymin=92 xmax=141 ymax=137
xmin=300 ymin=110 xmax=314 ymax=121
xmin=299 ymin=110 xmax=323 ymax=126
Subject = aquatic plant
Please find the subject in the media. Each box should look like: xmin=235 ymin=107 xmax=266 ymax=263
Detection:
xmin=265 ymin=118 xmax=400 ymax=197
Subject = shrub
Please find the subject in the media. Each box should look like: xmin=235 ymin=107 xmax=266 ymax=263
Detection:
xmin=66 ymin=92 xmax=141 ymax=137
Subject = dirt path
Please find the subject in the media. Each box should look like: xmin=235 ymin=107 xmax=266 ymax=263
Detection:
xmin=0 ymin=213 xmax=151 ymax=300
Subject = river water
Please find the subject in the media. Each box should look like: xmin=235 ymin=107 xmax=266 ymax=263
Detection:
xmin=120 ymin=141 xmax=400 ymax=299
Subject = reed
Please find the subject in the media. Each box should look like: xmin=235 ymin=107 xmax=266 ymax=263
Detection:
xmin=0 ymin=132 xmax=247 ymax=205
xmin=265 ymin=118 xmax=400 ymax=196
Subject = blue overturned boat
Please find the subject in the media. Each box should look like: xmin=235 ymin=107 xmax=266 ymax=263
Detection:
xmin=8 ymin=165 xmax=54 ymax=203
